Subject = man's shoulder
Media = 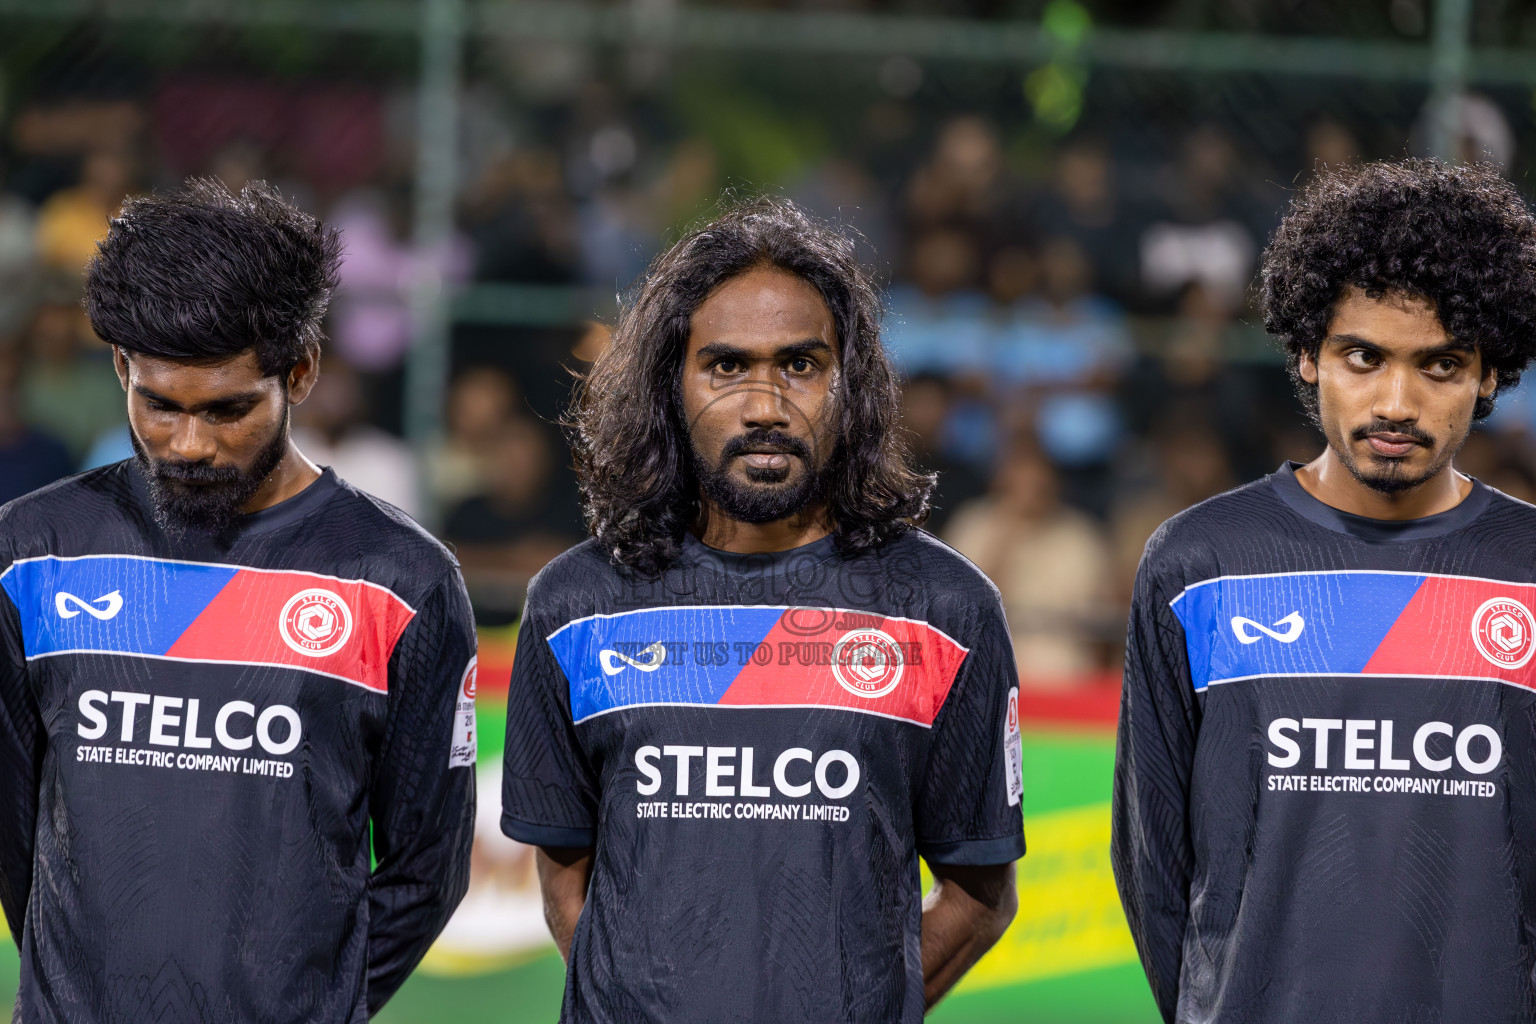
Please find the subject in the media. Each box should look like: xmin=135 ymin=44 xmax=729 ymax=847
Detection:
xmin=1145 ymin=477 xmax=1280 ymax=558
xmin=327 ymin=476 xmax=458 ymax=570
xmin=880 ymin=527 xmax=1003 ymax=606
xmin=0 ymin=463 xmax=135 ymax=543
xmin=524 ymin=539 xmax=614 ymax=610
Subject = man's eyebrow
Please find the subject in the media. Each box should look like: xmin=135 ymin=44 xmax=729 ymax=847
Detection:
xmin=1324 ymin=332 xmax=1476 ymax=356
xmin=132 ymin=384 xmax=265 ymax=412
xmin=694 ymin=341 xmax=749 ymax=362
xmin=694 ymin=338 xmax=832 ymax=362
xmin=775 ymin=338 xmax=832 ymax=358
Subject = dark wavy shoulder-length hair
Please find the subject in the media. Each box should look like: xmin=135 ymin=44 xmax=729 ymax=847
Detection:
xmin=568 ymin=195 xmax=934 ymax=575
xmin=1261 ymin=158 xmax=1536 ymax=422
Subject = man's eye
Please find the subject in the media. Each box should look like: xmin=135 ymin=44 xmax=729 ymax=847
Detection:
xmin=789 ymin=357 xmax=812 ymax=373
xmin=1346 ymin=350 xmax=1379 ymax=368
xmin=146 ymin=400 xmax=173 ymax=412
xmin=715 ymin=360 xmax=741 ymax=374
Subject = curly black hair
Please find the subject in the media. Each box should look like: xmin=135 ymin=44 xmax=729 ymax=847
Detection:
xmin=1261 ymin=158 xmax=1536 ymax=421
xmin=85 ymin=177 xmax=341 ymax=377
xmin=568 ymin=195 xmax=934 ymax=576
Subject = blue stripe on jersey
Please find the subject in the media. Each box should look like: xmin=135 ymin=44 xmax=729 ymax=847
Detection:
xmin=1170 ymin=571 xmax=1426 ymax=691
xmin=0 ymin=555 xmax=238 ymax=659
xmin=548 ymin=606 xmax=783 ymax=723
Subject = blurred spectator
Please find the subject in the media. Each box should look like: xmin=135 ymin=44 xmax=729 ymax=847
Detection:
xmin=1033 ymin=139 xmax=1139 ymax=305
xmin=794 ymin=157 xmax=896 ymax=271
xmin=905 ymin=115 xmax=1006 ymax=232
xmin=1109 ymin=419 xmax=1235 ymax=602
xmin=994 ymin=235 xmax=1132 ymax=470
xmin=0 ymin=340 xmax=73 ymax=505
xmin=1305 ymin=118 xmax=1360 ymax=173
xmin=1412 ymin=91 xmax=1515 ymax=169
xmin=944 ymin=439 xmax=1114 ymax=683
xmin=1455 ymin=427 xmax=1536 ymax=505
xmin=883 ymin=227 xmax=989 ymax=375
xmin=429 ymin=366 xmax=522 ymax=510
xmin=464 ymin=148 xmax=580 ymax=284
xmin=1140 ymin=125 xmax=1257 ymax=313
xmin=18 ymin=300 xmax=125 ymax=461
xmin=36 ymin=150 xmax=134 ymax=274
xmin=0 ymin=189 xmax=38 ymax=333
xmin=292 ymin=355 xmax=420 ymax=519
xmin=1119 ymin=281 xmax=1272 ymax=479
xmin=208 ymin=139 xmax=269 ymax=194
xmin=329 ymin=187 xmax=473 ymax=371
xmin=902 ymin=373 xmax=989 ymax=534
xmin=443 ymin=417 xmax=581 ymax=578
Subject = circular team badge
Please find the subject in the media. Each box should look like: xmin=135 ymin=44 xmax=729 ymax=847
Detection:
xmin=831 ymin=628 xmax=905 ymax=699
xmin=1471 ymin=596 xmax=1536 ymax=670
xmin=279 ymin=589 xmax=354 ymax=658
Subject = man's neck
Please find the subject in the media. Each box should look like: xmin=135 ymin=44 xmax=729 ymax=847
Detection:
xmin=242 ymin=443 xmax=322 ymax=515
xmin=693 ymin=501 xmax=833 ymax=554
xmin=1294 ymin=449 xmax=1472 ymax=521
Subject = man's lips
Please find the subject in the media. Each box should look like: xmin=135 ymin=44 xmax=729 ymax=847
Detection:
xmin=740 ymin=451 xmax=792 ymax=470
xmin=1363 ymin=433 xmax=1424 ymax=457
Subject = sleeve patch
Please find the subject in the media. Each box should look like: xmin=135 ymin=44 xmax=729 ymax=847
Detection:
xmin=449 ymin=655 xmax=477 ymax=768
xmin=1005 ymin=686 xmax=1022 ymax=807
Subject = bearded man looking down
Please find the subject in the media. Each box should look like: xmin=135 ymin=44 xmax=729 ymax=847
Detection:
xmin=501 ymin=197 xmax=1025 ymax=1024
xmin=0 ymin=179 xmax=477 ymax=1022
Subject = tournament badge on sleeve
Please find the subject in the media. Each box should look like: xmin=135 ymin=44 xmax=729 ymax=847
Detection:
xmin=450 ymin=656 xmax=478 ymax=768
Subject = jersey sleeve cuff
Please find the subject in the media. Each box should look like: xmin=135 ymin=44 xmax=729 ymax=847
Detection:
xmin=918 ymin=832 xmax=1026 ymax=866
xmin=500 ymin=813 xmax=595 ymax=849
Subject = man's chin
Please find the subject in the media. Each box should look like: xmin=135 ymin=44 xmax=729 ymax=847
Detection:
xmin=701 ymin=469 xmax=824 ymax=525
xmin=1346 ymin=447 xmax=1440 ymax=495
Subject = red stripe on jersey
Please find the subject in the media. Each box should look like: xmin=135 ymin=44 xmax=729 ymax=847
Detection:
xmin=718 ymin=612 xmax=968 ymax=726
xmin=1362 ymin=576 xmax=1536 ymax=687
xmin=165 ymin=569 xmax=416 ymax=692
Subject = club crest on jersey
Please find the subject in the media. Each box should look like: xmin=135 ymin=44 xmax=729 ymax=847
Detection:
xmin=1472 ymin=596 xmax=1536 ymax=669
xmin=831 ymin=628 xmax=904 ymax=699
xmin=279 ymin=588 xmax=353 ymax=658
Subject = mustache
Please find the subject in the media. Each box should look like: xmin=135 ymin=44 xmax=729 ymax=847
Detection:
xmin=146 ymin=458 xmax=247 ymax=487
xmin=719 ymin=430 xmax=813 ymax=463
xmin=1350 ymin=419 xmax=1435 ymax=446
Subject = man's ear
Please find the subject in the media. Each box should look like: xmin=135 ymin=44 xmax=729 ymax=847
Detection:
xmin=1297 ymin=348 xmax=1319 ymax=385
xmin=1479 ymin=360 xmax=1498 ymax=400
xmin=112 ymin=346 xmax=129 ymax=391
xmin=286 ymin=344 xmax=321 ymax=405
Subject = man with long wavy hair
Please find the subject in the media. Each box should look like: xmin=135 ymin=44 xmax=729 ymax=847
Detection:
xmin=501 ymin=196 xmax=1024 ymax=1023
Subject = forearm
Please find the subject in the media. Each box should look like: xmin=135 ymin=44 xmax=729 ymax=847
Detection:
xmin=537 ymin=846 xmax=594 ymax=963
xmin=920 ymin=862 xmax=1018 ymax=1010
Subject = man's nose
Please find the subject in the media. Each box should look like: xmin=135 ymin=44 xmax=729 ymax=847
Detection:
xmin=167 ymin=414 xmax=218 ymax=463
xmin=739 ymin=384 xmax=792 ymax=432
xmin=1371 ymin=366 xmax=1418 ymax=425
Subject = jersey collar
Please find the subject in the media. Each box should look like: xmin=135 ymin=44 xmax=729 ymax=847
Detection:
xmin=1268 ymin=460 xmax=1491 ymax=541
xmin=680 ymin=531 xmax=839 ymax=575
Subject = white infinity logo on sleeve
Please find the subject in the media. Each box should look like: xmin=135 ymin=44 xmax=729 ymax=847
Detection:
xmin=54 ymin=590 xmax=124 ymax=621
xmin=599 ymin=641 xmax=668 ymax=676
xmin=1230 ymin=611 xmax=1305 ymax=644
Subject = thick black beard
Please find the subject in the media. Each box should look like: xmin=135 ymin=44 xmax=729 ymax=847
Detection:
xmin=692 ymin=428 xmax=826 ymax=525
xmin=132 ymin=410 xmax=290 ymax=537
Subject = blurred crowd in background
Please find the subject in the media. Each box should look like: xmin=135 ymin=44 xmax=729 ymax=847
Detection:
xmin=7 ymin=5 xmax=1536 ymax=687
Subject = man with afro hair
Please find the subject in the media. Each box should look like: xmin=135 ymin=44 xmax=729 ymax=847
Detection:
xmin=1113 ymin=158 xmax=1536 ymax=1023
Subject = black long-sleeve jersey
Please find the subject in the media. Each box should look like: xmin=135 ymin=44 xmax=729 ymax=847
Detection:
xmin=0 ymin=461 xmax=478 ymax=1024
xmin=1113 ymin=462 xmax=1536 ymax=1024
xmin=502 ymin=530 xmax=1026 ymax=1024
